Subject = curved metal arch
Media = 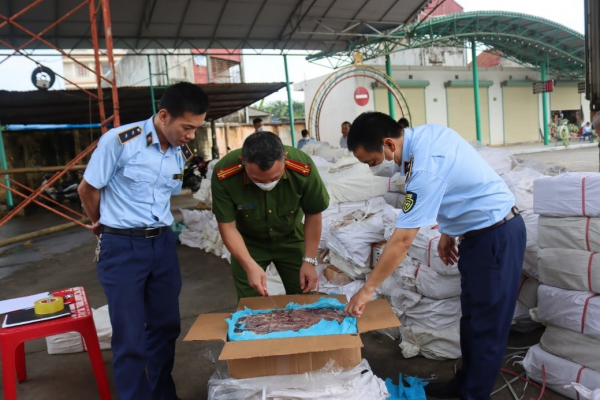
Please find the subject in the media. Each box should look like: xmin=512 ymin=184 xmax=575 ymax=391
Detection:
xmin=307 ymin=64 xmax=411 ymax=141
xmin=308 ymin=11 xmax=585 ymax=78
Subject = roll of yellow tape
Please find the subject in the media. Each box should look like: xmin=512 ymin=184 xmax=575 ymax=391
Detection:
xmin=34 ymin=296 xmax=64 ymax=315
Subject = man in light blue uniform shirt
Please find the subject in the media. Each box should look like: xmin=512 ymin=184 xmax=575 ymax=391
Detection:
xmin=339 ymin=121 xmax=351 ymax=148
xmin=344 ymin=112 xmax=525 ymax=400
xmin=297 ymin=129 xmax=316 ymax=149
xmin=78 ymin=82 xmax=209 ymax=400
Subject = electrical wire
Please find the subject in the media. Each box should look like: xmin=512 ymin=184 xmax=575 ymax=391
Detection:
xmin=499 ymin=368 xmax=553 ymax=400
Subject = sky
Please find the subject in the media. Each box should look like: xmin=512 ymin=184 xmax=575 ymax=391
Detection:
xmin=242 ymin=0 xmax=585 ymax=103
xmin=0 ymin=50 xmax=65 ymax=91
xmin=0 ymin=0 xmax=586 ymax=103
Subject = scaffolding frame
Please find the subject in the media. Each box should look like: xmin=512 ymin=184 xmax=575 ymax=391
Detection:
xmin=0 ymin=0 xmax=119 ymax=228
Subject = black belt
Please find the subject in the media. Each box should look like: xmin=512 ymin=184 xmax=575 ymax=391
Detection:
xmin=459 ymin=207 xmax=520 ymax=241
xmin=101 ymin=225 xmax=170 ymax=238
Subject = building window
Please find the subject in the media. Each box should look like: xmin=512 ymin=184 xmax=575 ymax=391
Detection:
xmin=76 ymin=64 xmax=88 ymax=77
xmin=101 ymin=63 xmax=110 ymax=75
xmin=193 ymin=55 xmax=207 ymax=67
xmin=211 ymin=58 xmax=241 ymax=83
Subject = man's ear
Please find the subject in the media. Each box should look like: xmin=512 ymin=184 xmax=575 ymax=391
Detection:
xmin=383 ymin=138 xmax=396 ymax=153
xmin=157 ymin=109 xmax=169 ymax=125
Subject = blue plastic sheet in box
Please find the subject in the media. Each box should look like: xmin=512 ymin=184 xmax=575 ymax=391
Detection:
xmin=226 ymin=297 xmax=357 ymax=341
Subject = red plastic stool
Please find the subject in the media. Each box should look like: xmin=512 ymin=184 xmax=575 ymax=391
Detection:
xmin=0 ymin=287 xmax=111 ymax=399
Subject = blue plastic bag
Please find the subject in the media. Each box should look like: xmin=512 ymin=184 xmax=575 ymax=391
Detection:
xmin=226 ymin=297 xmax=357 ymax=341
xmin=385 ymin=373 xmax=428 ymax=400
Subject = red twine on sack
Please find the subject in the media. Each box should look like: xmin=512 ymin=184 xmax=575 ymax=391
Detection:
xmin=581 ymin=294 xmax=598 ymax=334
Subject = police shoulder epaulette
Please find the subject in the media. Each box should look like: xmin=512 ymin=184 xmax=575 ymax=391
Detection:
xmin=404 ymin=156 xmax=414 ymax=184
xmin=180 ymin=143 xmax=193 ymax=161
xmin=216 ymin=163 xmax=243 ymax=180
xmin=285 ymin=159 xmax=311 ymax=176
xmin=117 ymin=126 xmax=142 ymax=144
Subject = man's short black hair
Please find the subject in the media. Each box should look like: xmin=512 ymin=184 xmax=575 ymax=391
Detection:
xmin=347 ymin=112 xmax=403 ymax=152
xmin=342 ymin=121 xmax=351 ymax=127
xmin=398 ymin=117 xmax=410 ymax=129
xmin=253 ymin=118 xmax=263 ymax=125
xmin=301 ymin=129 xmax=309 ymax=137
xmin=242 ymin=131 xmax=284 ymax=171
xmin=158 ymin=82 xmax=209 ymax=118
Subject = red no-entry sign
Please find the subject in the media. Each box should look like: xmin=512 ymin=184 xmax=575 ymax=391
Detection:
xmin=354 ymin=86 xmax=369 ymax=106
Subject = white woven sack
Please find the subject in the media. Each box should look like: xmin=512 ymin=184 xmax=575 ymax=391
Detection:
xmin=523 ymin=344 xmax=600 ymax=400
xmin=537 ymin=284 xmax=600 ymax=341
xmin=538 ymin=248 xmax=600 ymax=293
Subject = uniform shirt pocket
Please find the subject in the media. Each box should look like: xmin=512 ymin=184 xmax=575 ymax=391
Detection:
xmin=277 ymin=204 xmax=299 ymax=233
xmin=122 ymin=167 xmax=155 ymax=199
xmin=164 ymin=177 xmax=182 ymax=196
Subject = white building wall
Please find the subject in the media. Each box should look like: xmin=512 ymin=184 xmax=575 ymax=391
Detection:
xmin=366 ymin=47 xmax=467 ymax=68
xmin=298 ymin=74 xmax=375 ymax=146
xmin=105 ymin=50 xmax=195 ymax=87
xmin=297 ymin=64 xmax=576 ymax=146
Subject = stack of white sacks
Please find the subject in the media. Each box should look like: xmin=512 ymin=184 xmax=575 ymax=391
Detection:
xmin=376 ymin=224 xmax=462 ymax=360
xmin=180 ymin=159 xmax=232 ymax=262
xmin=178 ymin=142 xmax=562 ymax=363
xmin=522 ymin=173 xmax=600 ymax=399
xmin=194 ymin=159 xmax=219 ymax=208
xmin=476 ymin=147 xmax=556 ymax=333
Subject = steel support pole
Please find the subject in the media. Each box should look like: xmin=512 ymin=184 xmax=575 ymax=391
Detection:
xmin=101 ymin=0 xmax=120 ymax=127
xmin=89 ymin=0 xmax=107 ymax=133
xmin=471 ymin=40 xmax=482 ymax=143
xmin=206 ymin=53 xmax=219 ymax=158
xmin=149 ymin=55 xmax=157 ymax=114
xmin=211 ymin=120 xmax=219 ymax=159
xmin=283 ymin=55 xmax=296 ymax=147
xmin=386 ymin=54 xmax=395 ymax=120
xmin=541 ymin=62 xmax=550 ymax=145
xmin=0 ymin=121 xmax=13 ymax=207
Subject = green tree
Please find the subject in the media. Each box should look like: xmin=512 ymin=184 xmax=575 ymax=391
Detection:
xmin=252 ymin=100 xmax=305 ymax=119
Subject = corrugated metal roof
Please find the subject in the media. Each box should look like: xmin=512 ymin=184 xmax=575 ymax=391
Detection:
xmin=0 ymin=0 xmax=432 ymax=51
xmin=0 ymin=82 xmax=286 ymax=125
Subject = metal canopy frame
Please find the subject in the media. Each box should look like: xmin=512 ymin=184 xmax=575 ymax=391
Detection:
xmin=307 ymin=11 xmax=586 ymax=79
xmin=0 ymin=0 xmax=119 ymax=228
xmin=0 ymin=0 xmax=434 ymax=234
xmin=0 ymin=0 xmax=432 ymax=52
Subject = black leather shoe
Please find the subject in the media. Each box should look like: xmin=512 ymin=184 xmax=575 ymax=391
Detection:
xmin=424 ymin=377 xmax=461 ymax=399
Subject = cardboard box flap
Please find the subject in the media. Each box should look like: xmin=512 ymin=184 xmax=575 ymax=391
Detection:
xmin=357 ymin=299 xmax=401 ymax=333
xmin=183 ymin=313 xmax=230 ymax=342
xmin=219 ymin=334 xmax=362 ymax=360
xmin=237 ymin=294 xmax=347 ymax=311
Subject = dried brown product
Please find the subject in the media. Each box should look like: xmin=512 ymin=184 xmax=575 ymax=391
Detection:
xmin=234 ymin=308 xmax=346 ymax=335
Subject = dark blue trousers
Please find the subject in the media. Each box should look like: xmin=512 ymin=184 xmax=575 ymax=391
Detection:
xmin=456 ymin=215 xmax=526 ymax=400
xmin=97 ymin=229 xmax=181 ymax=400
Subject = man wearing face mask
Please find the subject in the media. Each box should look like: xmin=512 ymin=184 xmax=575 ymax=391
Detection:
xmin=78 ymin=82 xmax=209 ymax=399
xmin=211 ymin=131 xmax=329 ymax=299
xmin=344 ymin=112 xmax=526 ymax=400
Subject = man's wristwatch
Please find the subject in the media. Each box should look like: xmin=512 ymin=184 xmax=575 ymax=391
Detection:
xmin=302 ymin=257 xmax=317 ymax=266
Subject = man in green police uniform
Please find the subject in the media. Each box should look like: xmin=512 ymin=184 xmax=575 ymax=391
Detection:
xmin=211 ymin=131 xmax=330 ymax=298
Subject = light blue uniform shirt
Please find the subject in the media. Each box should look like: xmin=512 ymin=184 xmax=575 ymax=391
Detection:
xmin=297 ymin=137 xmax=315 ymax=149
xmin=396 ymin=124 xmax=515 ymax=237
xmin=84 ymin=116 xmax=187 ymax=229
xmin=340 ymin=136 xmax=348 ymax=148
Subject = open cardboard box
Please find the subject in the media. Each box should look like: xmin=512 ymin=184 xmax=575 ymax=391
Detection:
xmin=184 ymin=294 xmax=400 ymax=379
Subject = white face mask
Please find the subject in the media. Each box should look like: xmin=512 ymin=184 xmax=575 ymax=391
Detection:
xmin=254 ymin=179 xmax=279 ymax=191
xmin=370 ymin=145 xmax=398 ymax=177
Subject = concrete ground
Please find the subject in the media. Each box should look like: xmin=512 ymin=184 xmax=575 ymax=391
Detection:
xmin=515 ymin=146 xmax=599 ymax=172
xmin=3 ymin=145 xmax=598 ymax=399
xmin=0 ymin=219 xmax=552 ymax=400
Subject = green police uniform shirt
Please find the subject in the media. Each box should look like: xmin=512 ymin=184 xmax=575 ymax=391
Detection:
xmin=211 ymin=146 xmax=329 ymax=244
